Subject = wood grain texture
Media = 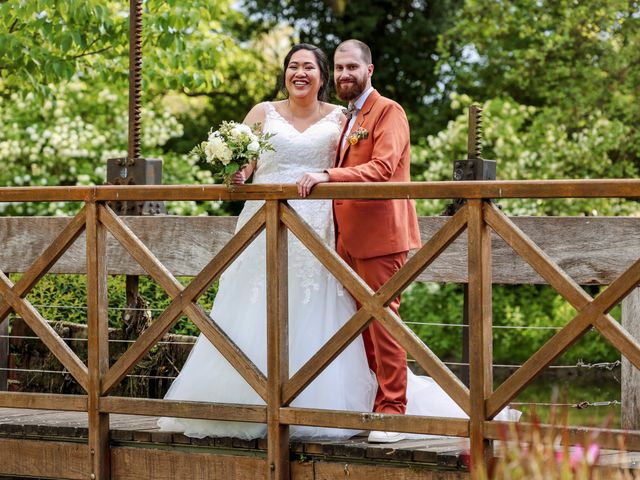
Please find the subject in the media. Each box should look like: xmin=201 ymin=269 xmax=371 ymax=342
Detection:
xmin=0 ymin=392 xmax=87 ymax=410
xmin=100 ymin=396 xmax=266 ymax=422
xmin=622 ymin=288 xmax=640 ymax=430
xmin=0 ymin=437 xmax=89 ymax=479
xmin=86 ymin=202 xmax=110 ymax=480
xmin=279 ymin=407 xmax=468 ymax=437
xmin=467 ymin=200 xmax=493 ymax=474
xmin=111 ymin=447 xmax=267 ymax=480
xmin=266 ymin=201 xmax=290 ymax=480
xmin=1 ymin=215 xmax=638 ymax=285
xmin=1 ymin=179 xmax=640 ymax=202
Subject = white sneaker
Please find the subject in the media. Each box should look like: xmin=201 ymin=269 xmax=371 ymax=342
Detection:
xmin=367 ymin=430 xmax=407 ymax=443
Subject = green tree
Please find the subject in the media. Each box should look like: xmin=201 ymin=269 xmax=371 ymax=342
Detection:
xmin=0 ymin=1 xmax=276 ymax=97
xmin=437 ymin=0 xmax=640 ymax=171
xmin=0 ymin=0 xmax=282 ymax=215
xmin=244 ymin=0 xmax=464 ymax=137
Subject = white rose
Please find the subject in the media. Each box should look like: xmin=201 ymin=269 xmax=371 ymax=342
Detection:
xmin=218 ymin=144 xmax=233 ymax=165
xmin=231 ymin=123 xmax=252 ymax=138
xmin=247 ymin=141 xmax=260 ymax=153
xmin=204 ymin=136 xmax=226 ymax=162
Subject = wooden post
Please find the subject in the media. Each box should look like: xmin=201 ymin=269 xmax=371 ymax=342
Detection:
xmin=0 ymin=318 xmax=7 ymax=391
xmin=467 ymin=200 xmax=493 ymax=476
xmin=622 ymin=287 xmax=640 ymax=430
xmin=86 ymin=202 xmax=111 ymax=479
xmin=265 ymin=200 xmax=290 ymax=480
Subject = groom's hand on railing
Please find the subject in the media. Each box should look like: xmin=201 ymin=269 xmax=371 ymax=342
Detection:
xmin=297 ymin=172 xmax=329 ymax=198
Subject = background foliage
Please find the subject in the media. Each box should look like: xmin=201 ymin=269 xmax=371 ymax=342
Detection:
xmin=2 ymin=0 xmax=639 ymax=371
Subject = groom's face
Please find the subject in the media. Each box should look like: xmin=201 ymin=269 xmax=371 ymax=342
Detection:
xmin=334 ymin=46 xmax=373 ymax=102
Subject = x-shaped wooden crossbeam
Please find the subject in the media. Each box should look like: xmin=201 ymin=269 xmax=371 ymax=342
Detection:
xmin=279 ymin=202 xmax=472 ymax=414
xmin=484 ymin=202 xmax=640 ymax=417
xmin=0 ymin=206 xmax=89 ymax=391
xmin=99 ymin=203 xmax=269 ymax=399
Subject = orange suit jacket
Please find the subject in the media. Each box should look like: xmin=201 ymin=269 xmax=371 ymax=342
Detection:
xmin=326 ymin=90 xmax=421 ymax=259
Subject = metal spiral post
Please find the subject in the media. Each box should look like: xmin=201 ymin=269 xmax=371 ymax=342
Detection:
xmin=127 ymin=0 xmax=143 ymax=166
xmin=467 ymin=105 xmax=483 ymax=160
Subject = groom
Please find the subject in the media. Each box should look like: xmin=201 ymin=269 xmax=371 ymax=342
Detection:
xmin=297 ymin=39 xmax=421 ymax=443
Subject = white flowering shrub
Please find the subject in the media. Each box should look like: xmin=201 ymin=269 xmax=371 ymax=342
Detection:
xmin=0 ymin=79 xmax=222 ymax=215
xmin=412 ymin=94 xmax=639 ymax=216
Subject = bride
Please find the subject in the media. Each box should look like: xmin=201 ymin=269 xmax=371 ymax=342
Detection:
xmin=158 ymin=43 xmax=519 ymax=441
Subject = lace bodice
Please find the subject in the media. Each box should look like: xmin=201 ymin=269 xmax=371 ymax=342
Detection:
xmin=253 ymin=102 xmax=342 ymax=183
xmin=229 ymin=102 xmax=344 ymax=304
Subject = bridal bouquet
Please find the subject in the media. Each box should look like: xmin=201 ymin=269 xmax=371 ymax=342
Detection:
xmin=191 ymin=121 xmax=274 ymax=185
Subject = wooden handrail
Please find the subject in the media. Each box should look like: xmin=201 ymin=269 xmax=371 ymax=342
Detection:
xmin=0 ymin=181 xmax=639 ymax=479
xmin=0 ymin=179 xmax=639 ymax=202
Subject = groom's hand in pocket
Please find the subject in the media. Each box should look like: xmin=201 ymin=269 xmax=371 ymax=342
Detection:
xmin=297 ymin=172 xmax=329 ymax=198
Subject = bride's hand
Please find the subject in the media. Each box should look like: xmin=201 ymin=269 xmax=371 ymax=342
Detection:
xmin=230 ymin=170 xmax=247 ymax=185
xmin=231 ymin=164 xmax=254 ymax=185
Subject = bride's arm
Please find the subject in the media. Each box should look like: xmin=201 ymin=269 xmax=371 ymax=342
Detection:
xmin=231 ymin=103 xmax=267 ymax=185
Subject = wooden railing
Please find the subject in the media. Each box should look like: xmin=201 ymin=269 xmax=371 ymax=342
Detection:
xmin=1 ymin=180 xmax=640 ymax=479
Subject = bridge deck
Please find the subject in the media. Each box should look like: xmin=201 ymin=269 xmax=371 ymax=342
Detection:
xmin=0 ymin=408 xmax=638 ymax=479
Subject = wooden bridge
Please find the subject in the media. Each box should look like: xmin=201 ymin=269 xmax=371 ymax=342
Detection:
xmin=1 ymin=180 xmax=640 ymax=479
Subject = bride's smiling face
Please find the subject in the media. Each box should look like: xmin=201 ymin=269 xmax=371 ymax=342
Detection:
xmin=285 ymin=50 xmax=323 ymax=100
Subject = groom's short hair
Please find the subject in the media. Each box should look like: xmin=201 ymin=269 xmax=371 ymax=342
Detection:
xmin=336 ymin=39 xmax=372 ymax=64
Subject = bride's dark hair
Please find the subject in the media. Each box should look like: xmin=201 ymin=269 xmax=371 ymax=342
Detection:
xmin=282 ymin=43 xmax=330 ymax=101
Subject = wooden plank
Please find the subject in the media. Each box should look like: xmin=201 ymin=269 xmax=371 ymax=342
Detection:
xmin=86 ymin=202 xmax=110 ymax=480
xmin=0 ymin=392 xmax=87 ymax=411
xmin=0 ymin=437 xmax=89 ymax=479
xmin=280 ymin=407 xmax=468 ymax=437
xmin=0 ymin=271 xmax=89 ymax=391
xmin=313 ymin=461 xmax=468 ymax=479
xmin=622 ymin=288 xmax=640 ymax=430
xmin=484 ymin=203 xmax=594 ymax=307
xmin=101 ymin=206 xmax=268 ymax=398
xmin=100 ymin=396 xmax=266 ymax=423
xmin=265 ymin=200 xmax=290 ymax=480
xmin=99 ymin=204 xmax=268 ymax=401
xmin=466 ymin=200 xmax=492 ymax=475
xmin=0 ymin=318 xmax=6 ymax=391
xmin=111 ymin=447 xmax=267 ymax=480
xmin=1 ymin=215 xmax=639 ymax=285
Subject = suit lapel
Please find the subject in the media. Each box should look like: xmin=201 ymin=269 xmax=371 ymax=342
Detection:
xmin=336 ymin=120 xmax=350 ymax=167
xmin=337 ymin=90 xmax=380 ymax=167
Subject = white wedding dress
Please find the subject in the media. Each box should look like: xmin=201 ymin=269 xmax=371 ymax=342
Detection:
xmin=157 ymin=102 xmax=519 ymax=441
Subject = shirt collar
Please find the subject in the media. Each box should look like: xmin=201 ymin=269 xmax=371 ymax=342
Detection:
xmin=351 ymin=86 xmax=374 ymax=111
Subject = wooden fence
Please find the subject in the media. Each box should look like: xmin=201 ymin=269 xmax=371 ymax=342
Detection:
xmin=0 ymin=180 xmax=640 ymax=479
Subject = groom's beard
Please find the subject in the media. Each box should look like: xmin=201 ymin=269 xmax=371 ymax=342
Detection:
xmin=335 ymin=74 xmax=368 ymax=102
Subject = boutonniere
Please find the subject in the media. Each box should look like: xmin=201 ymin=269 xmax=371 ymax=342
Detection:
xmin=348 ymin=127 xmax=369 ymax=146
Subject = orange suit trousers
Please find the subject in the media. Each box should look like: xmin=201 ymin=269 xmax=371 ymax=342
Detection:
xmin=336 ymin=233 xmax=408 ymax=414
